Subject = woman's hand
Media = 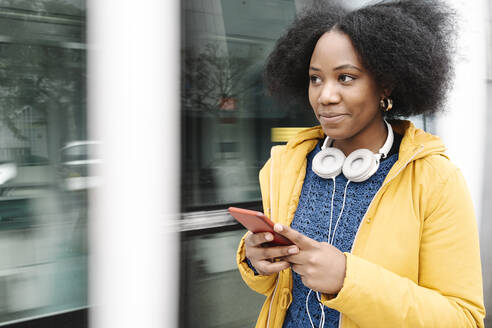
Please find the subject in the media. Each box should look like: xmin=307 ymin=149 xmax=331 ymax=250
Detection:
xmin=274 ymin=223 xmax=347 ymax=295
xmin=244 ymin=231 xmax=300 ymax=276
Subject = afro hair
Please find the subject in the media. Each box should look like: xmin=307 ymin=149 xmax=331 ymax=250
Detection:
xmin=265 ymin=0 xmax=456 ymax=118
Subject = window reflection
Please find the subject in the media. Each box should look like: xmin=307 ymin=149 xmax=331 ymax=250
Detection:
xmin=0 ymin=0 xmax=87 ymax=323
xmin=181 ymin=0 xmax=317 ymax=210
xmin=180 ymin=1 xmax=317 ymax=327
xmin=181 ymin=229 xmax=264 ymax=328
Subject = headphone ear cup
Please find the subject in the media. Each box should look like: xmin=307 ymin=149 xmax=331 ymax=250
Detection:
xmin=342 ymin=149 xmax=379 ymax=182
xmin=312 ymin=147 xmax=346 ymax=179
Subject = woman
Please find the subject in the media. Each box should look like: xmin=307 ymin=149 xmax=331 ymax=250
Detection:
xmin=236 ymin=0 xmax=486 ymax=327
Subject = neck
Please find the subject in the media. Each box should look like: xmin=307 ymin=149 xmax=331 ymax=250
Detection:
xmin=332 ymin=118 xmax=388 ymax=156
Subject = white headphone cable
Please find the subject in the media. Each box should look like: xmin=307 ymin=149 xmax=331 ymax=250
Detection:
xmin=305 ymin=178 xmax=350 ymax=328
xmin=306 ymin=288 xmax=327 ymax=328
xmin=306 ymin=289 xmax=316 ymax=328
xmin=330 ymin=180 xmax=350 ymax=245
xmin=305 ymin=177 xmax=337 ymax=328
xmin=316 ymin=291 xmax=326 ymax=328
xmin=327 ymin=177 xmax=336 ymax=243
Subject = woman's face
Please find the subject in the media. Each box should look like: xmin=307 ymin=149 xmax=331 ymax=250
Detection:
xmin=308 ymin=30 xmax=384 ymax=144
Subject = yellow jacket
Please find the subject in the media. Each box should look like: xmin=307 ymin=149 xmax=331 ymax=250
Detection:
xmin=236 ymin=120 xmax=485 ymax=328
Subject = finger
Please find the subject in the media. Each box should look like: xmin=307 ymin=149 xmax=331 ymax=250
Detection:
xmin=246 ymin=231 xmax=274 ymax=246
xmin=274 ymin=223 xmax=312 ymax=249
xmin=246 ymin=244 xmax=297 ymax=262
xmin=290 ymin=263 xmax=306 ymax=276
xmin=256 ymin=260 xmax=290 ymax=275
xmin=283 ymin=253 xmax=305 ymax=265
xmin=261 ymin=245 xmax=299 ymax=260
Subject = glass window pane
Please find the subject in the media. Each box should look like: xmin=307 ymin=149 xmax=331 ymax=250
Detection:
xmin=181 ymin=0 xmax=317 ymax=210
xmin=181 ymin=228 xmax=265 ymax=328
xmin=0 ymin=0 xmax=87 ymax=324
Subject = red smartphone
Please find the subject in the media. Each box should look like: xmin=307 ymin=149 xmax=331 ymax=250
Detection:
xmin=228 ymin=207 xmax=293 ymax=246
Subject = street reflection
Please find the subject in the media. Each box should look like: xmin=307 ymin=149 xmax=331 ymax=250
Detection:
xmin=181 ymin=229 xmax=263 ymax=328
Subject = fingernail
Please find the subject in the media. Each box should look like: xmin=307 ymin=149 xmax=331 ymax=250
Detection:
xmin=274 ymin=223 xmax=283 ymax=232
xmin=265 ymin=233 xmax=273 ymax=241
xmin=288 ymin=246 xmax=298 ymax=254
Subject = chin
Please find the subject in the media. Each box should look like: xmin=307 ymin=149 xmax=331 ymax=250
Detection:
xmin=320 ymin=124 xmax=349 ymax=140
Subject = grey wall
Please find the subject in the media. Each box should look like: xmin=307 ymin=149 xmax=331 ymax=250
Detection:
xmin=481 ymin=82 xmax=492 ymax=327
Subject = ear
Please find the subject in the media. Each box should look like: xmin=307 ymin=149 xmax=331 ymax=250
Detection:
xmin=381 ymin=83 xmax=395 ymax=98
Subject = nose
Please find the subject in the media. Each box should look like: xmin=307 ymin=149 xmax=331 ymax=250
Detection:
xmin=318 ymin=82 xmax=341 ymax=105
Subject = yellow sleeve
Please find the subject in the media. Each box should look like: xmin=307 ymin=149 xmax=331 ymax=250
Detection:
xmin=236 ymin=157 xmax=278 ymax=296
xmin=236 ymin=232 xmax=279 ymax=296
xmin=321 ymin=168 xmax=485 ymax=327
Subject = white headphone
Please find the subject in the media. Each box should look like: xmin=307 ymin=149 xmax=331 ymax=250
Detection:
xmin=312 ymin=120 xmax=394 ymax=182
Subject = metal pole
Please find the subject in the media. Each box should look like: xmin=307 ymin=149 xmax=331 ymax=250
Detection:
xmin=88 ymin=1 xmax=180 ymax=327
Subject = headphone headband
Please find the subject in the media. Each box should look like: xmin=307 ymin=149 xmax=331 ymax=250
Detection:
xmin=378 ymin=120 xmax=394 ymax=159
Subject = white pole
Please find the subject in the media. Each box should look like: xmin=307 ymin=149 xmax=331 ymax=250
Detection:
xmin=436 ymin=0 xmax=486 ymax=229
xmin=88 ymin=1 xmax=180 ymax=327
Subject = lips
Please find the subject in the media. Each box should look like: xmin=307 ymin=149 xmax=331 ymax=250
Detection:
xmin=320 ymin=113 xmax=346 ymax=118
xmin=319 ymin=113 xmax=347 ymax=124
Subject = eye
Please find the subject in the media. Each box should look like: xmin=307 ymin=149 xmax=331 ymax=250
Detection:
xmin=338 ymin=74 xmax=355 ymax=83
xmin=309 ymin=75 xmax=322 ymax=85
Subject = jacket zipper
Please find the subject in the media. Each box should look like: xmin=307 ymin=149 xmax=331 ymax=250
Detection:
xmin=267 ymin=277 xmax=280 ymax=328
xmin=337 ymin=145 xmax=424 ymax=328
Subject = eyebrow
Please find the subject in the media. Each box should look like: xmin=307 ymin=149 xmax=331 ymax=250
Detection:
xmin=309 ymin=64 xmax=362 ymax=72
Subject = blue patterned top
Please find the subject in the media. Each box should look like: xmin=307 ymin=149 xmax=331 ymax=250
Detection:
xmin=282 ymin=139 xmax=399 ymax=328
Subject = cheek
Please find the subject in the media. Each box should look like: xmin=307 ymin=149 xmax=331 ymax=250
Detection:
xmin=349 ymin=86 xmax=380 ymax=116
xmin=350 ymin=99 xmax=378 ymax=122
xmin=308 ymin=86 xmax=317 ymax=111
xmin=362 ymin=93 xmax=381 ymax=115
xmin=361 ymin=81 xmax=381 ymax=111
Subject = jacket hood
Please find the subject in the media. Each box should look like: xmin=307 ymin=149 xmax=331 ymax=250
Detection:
xmin=389 ymin=120 xmax=447 ymax=161
xmin=286 ymin=119 xmax=447 ymax=163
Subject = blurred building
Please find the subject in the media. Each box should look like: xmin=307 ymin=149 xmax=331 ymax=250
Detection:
xmin=0 ymin=0 xmax=88 ymax=326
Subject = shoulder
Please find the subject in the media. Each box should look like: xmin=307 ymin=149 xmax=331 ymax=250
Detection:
xmin=394 ymin=119 xmax=458 ymax=184
xmin=260 ymin=145 xmax=287 ymax=168
xmin=418 ymin=154 xmax=459 ymax=184
xmin=413 ymin=154 xmax=472 ymax=218
xmin=260 ymin=128 xmax=322 ymax=174
xmin=259 ymin=145 xmax=286 ymax=181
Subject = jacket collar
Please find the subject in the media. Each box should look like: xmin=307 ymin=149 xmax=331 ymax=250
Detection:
xmin=285 ymin=119 xmax=447 ymax=164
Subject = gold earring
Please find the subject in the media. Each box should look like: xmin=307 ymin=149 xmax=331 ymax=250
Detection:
xmin=380 ymin=97 xmax=393 ymax=112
